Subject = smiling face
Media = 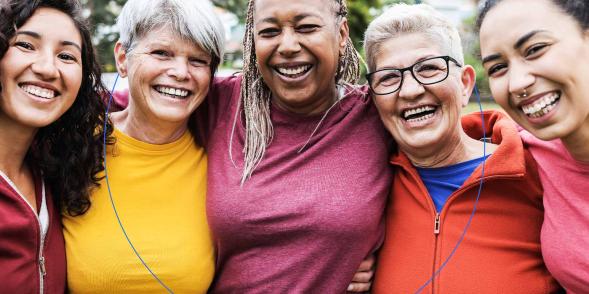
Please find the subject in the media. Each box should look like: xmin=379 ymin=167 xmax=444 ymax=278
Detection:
xmin=253 ymin=0 xmax=348 ymax=114
xmin=0 ymin=7 xmax=82 ymax=129
xmin=372 ymin=33 xmax=474 ymax=156
xmin=480 ymin=0 xmax=589 ymax=141
xmin=115 ymin=26 xmax=212 ymax=127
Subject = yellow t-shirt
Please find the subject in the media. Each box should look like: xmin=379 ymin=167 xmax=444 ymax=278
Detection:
xmin=63 ymin=128 xmax=214 ymax=293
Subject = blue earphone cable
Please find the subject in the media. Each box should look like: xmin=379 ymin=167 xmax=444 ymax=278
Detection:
xmin=103 ymin=74 xmax=174 ymax=293
xmin=414 ymin=84 xmax=487 ymax=294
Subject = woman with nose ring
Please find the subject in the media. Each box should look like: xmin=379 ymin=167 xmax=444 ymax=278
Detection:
xmin=479 ymin=0 xmax=589 ymax=292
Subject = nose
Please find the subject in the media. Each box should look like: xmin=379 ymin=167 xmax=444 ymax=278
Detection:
xmin=167 ymin=57 xmax=189 ymax=81
xmin=30 ymin=51 xmax=59 ymax=80
xmin=508 ymin=61 xmax=535 ymax=97
xmin=277 ymin=29 xmax=301 ymax=57
xmin=397 ymin=71 xmax=425 ymax=100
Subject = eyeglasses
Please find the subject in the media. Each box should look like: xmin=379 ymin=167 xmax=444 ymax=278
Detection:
xmin=366 ymin=56 xmax=462 ymax=95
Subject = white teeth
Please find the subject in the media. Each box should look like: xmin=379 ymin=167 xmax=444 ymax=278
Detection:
xmin=155 ymin=86 xmax=189 ymax=98
xmin=276 ymin=65 xmax=311 ymax=76
xmin=403 ymin=106 xmax=436 ymax=119
xmin=521 ymin=92 xmax=560 ymax=118
xmin=407 ymin=112 xmax=435 ymax=123
xmin=21 ymin=84 xmax=56 ymax=99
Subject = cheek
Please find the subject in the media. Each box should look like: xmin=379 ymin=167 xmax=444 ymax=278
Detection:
xmin=64 ymin=66 xmax=83 ymax=99
xmin=373 ymin=93 xmax=396 ymax=112
xmin=488 ymin=79 xmax=510 ymax=107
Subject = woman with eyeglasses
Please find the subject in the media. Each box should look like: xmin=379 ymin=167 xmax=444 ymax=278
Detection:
xmin=364 ymin=4 xmax=559 ymax=293
xmin=478 ymin=0 xmax=589 ymax=292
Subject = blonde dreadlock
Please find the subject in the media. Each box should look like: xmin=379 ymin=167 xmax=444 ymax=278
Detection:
xmin=235 ymin=0 xmax=361 ymax=184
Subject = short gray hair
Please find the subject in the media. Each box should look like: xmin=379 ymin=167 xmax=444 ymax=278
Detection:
xmin=364 ymin=3 xmax=463 ymax=72
xmin=117 ymin=0 xmax=225 ymax=71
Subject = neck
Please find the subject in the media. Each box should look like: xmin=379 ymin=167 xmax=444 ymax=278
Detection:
xmin=111 ymin=107 xmax=188 ymax=145
xmin=561 ymin=117 xmax=589 ymax=161
xmin=272 ymin=86 xmax=339 ymax=115
xmin=406 ymin=129 xmax=492 ymax=168
xmin=0 ymin=114 xmax=37 ymax=178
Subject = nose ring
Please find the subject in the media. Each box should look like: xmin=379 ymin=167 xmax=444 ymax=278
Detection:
xmin=517 ymin=88 xmax=528 ymax=98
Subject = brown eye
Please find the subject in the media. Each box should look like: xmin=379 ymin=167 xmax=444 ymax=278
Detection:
xmin=258 ymin=28 xmax=280 ymax=37
xmin=296 ymin=24 xmax=320 ymax=33
xmin=525 ymin=43 xmax=549 ymax=58
xmin=15 ymin=41 xmax=34 ymax=50
xmin=487 ymin=63 xmax=507 ymax=77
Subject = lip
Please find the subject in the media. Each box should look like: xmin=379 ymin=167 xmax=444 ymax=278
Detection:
xmin=400 ymin=103 xmax=438 ymax=116
xmin=272 ymin=61 xmax=314 ymax=83
xmin=154 ymin=84 xmax=192 ymax=93
xmin=515 ymin=90 xmax=561 ymax=125
xmin=521 ymin=98 xmax=561 ymax=125
xmin=18 ymin=81 xmax=61 ymax=95
xmin=150 ymin=86 xmax=192 ymax=102
xmin=152 ymin=84 xmax=194 ymax=99
xmin=18 ymin=82 xmax=62 ymax=102
xmin=516 ymin=90 xmax=558 ymax=108
xmin=398 ymin=103 xmax=440 ymax=129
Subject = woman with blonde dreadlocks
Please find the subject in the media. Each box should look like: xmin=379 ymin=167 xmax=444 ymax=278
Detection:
xmin=201 ymin=0 xmax=391 ymax=292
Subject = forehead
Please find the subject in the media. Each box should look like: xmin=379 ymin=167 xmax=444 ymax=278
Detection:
xmin=254 ymin=0 xmax=334 ymax=22
xmin=479 ymin=0 xmax=580 ymax=55
xmin=135 ymin=26 xmax=209 ymax=55
xmin=375 ymin=33 xmax=443 ymax=69
xmin=19 ymin=7 xmax=82 ymax=45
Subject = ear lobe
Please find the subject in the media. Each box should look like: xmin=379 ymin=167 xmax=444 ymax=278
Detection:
xmin=114 ymin=41 xmax=128 ymax=78
xmin=338 ymin=18 xmax=350 ymax=55
xmin=460 ymin=65 xmax=476 ymax=107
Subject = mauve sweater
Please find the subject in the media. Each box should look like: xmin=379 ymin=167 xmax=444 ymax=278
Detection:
xmin=203 ymin=75 xmax=391 ymax=293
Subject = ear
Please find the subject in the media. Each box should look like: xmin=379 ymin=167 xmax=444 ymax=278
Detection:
xmin=114 ymin=41 xmax=128 ymax=78
xmin=460 ymin=64 xmax=476 ymax=107
xmin=338 ymin=18 xmax=350 ymax=55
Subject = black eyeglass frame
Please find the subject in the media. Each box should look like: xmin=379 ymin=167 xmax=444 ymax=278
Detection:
xmin=366 ymin=56 xmax=463 ymax=95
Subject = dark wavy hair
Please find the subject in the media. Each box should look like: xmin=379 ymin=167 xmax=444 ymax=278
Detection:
xmin=477 ymin=0 xmax=589 ymax=30
xmin=0 ymin=0 xmax=113 ymax=216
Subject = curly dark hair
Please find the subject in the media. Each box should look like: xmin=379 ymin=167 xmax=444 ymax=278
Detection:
xmin=0 ymin=0 xmax=114 ymax=216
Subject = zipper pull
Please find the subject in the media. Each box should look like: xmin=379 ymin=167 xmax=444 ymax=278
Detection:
xmin=434 ymin=213 xmax=441 ymax=235
xmin=39 ymin=256 xmax=47 ymax=276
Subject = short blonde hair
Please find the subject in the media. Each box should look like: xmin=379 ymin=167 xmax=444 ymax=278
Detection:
xmin=364 ymin=3 xmax=464 ymax=72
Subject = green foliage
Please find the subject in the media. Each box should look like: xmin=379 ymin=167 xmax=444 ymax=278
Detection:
xmin=82 ymin=0 xmax=126 ymax=72
xmin=84 ymin=0 xmax=421 ymax=72
xmin=212 ymin=0 xmax=247 ymax=20
xmin=461 ymin=14 xmax=491 ymax=98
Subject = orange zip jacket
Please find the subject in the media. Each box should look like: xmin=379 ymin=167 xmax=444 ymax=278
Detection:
xmin=373 ymin=111 xmax=561 ymax=294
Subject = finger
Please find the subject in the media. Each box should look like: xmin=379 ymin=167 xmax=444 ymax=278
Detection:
xmin=347 ymin=282 xmax=372 ymax=293
xmin=351 ymin=270 xmax=374 ymax=283
xmin=357 ymin=255 xmax=376 ymax=271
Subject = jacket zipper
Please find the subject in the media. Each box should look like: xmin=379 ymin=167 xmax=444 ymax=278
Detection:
xmin=430 ymin=213 xmax=440 ymax=294
xmin=0 ymin=172 xmax=46 ymax=294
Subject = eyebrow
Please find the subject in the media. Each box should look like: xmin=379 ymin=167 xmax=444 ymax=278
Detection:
xmin=482 ymin=30 xmax=548 ymax=65
xmin=257 ymin=13 xmax=318 ymax=25
xmin=482 ymin=53 xmax=500 ymax=65
xmin=16 ymin=30 xmax=82 ymax=52
xmin=514 ymin=30 xmax=547 ymax=50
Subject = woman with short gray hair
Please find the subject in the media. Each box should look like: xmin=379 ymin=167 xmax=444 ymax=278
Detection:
xmin=62 ymin=0 xmax=224 ymax=292
xmin=364 ymin=4 xmax=559 ymax=293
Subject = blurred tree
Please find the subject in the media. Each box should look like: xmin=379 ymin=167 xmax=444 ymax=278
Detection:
xmin=84 ymin=0 xmax=416 ymax=71
xmin=461 ymin=14 xmax=491 ymax=98
xmin=82 ymin=0 xmax=125 ymax=72
xmin=212 ymin=0 xmax=247 ymax=21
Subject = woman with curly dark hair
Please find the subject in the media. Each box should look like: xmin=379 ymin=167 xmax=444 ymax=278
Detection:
xmin=0 ymin=0 xmax=111 ymax=292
